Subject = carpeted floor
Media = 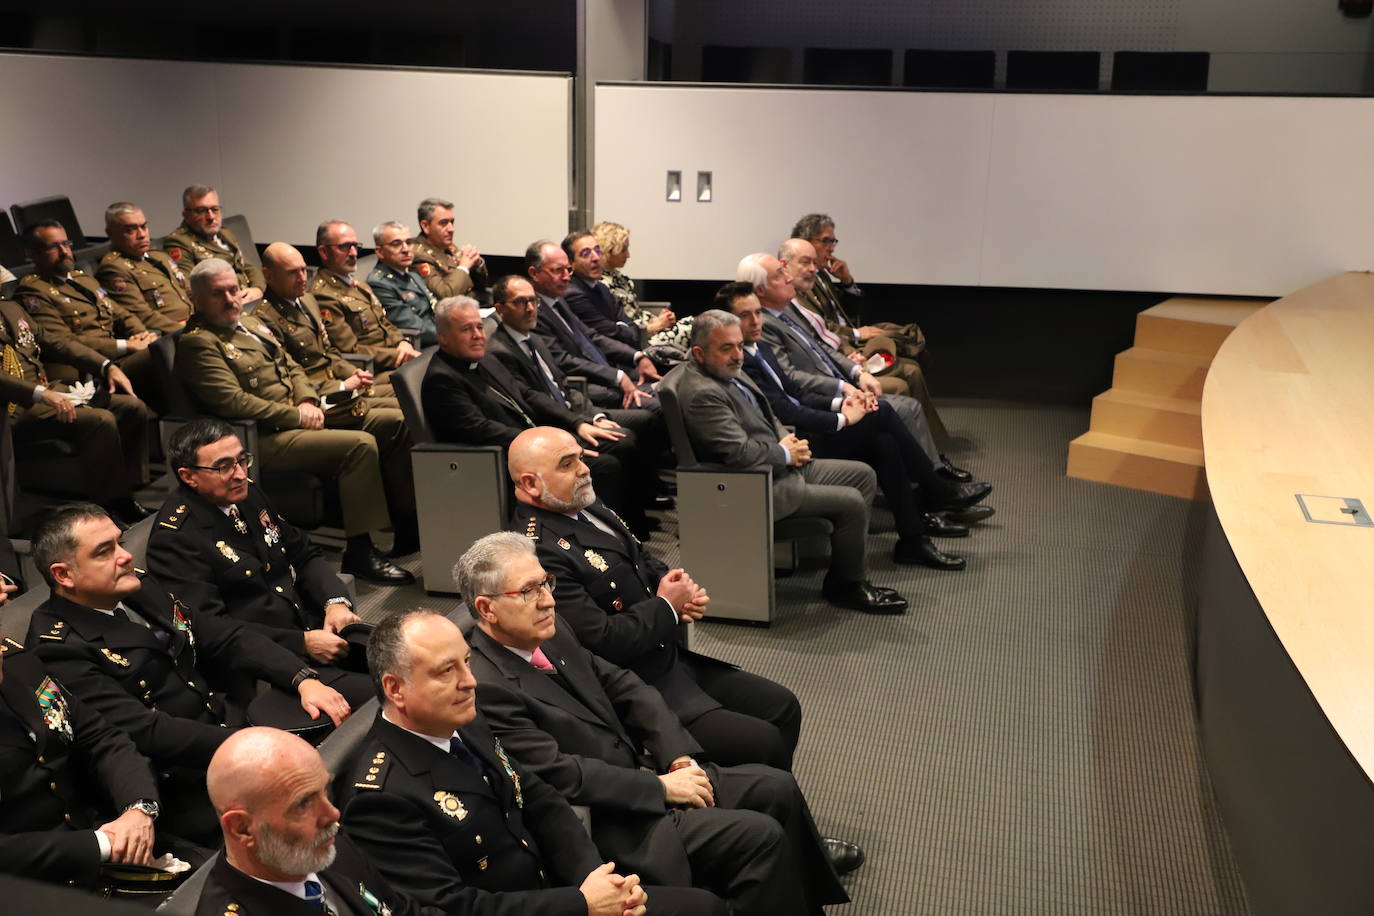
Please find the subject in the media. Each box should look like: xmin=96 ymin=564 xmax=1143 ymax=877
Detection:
xmin=323 ymin=398 xmax=1250 ymax=914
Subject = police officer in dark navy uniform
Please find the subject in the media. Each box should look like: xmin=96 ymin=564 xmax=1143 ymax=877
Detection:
xmin=27 ymin=503 xmax=352 ymax=845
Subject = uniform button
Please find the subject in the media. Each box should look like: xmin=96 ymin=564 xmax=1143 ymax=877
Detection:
xmin=64 ymin=813 xmax=73 ymax=823
xmin=37 ymin=755 xmax=44 ymax=764
xmin=475 ymin=835 xmax=482 ymax=845
xmin=521 ymin=839 xmax=529 ymax=848
xmin=187 ymin=680 xmax=196 ymax=688
xmin=275 ymin=586 xmax=283 ymax=593
xmin=49 ymin=782 xmax=58 ymax=791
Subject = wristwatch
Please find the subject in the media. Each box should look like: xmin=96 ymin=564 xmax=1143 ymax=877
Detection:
xmin=125 ymin=799 xmax=159 ymax=821
xmin=324 ymin=596 xmax=352 ymax=611
xmin=291 ymin=666 xmax=321 ymax=689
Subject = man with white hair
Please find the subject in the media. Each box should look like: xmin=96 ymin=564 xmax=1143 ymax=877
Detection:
xmin=367 ymin=221 xmax=439 ymax=347
xmin=199 ymin=727 xmax=440 ymax=915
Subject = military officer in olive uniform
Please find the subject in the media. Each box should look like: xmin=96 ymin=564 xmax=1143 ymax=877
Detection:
xmin=0 ymin=295 xmax=150 ymax=522
xmin=411 ymin=196 xmax=489 ymax=301
xmin=310 ymin=220 xmax=422 ymax=370
xmin=17 ymin=221 xmax=157 ymax=394
xmin=28 ymin=503 xmax=352 ymax=846
xmin=254 ymin=242 xmax=395 ymax=403
xmin=176 ymin=258 xmax=417 ymax=583
xmin=0 ymin=634 xmax=163 ymax=893
xmin=96 ymin=202 xmax=191 ymax=334
xmin=163 ymin=185 xmax=265 ymax=304
xmin=368 ymin=221 xmax=439 ymax=347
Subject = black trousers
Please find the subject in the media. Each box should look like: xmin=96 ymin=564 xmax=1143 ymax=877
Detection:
xmin=681 ymin=659 xmax=802 ymax=772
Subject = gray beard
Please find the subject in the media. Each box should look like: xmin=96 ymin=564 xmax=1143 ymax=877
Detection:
xmin=256 ymin=821 xmax=339 ymax=877
xmin=537 ymin=473 xmax=596 ymax=513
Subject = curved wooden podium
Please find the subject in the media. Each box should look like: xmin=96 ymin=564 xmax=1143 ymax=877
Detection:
xmin=1198 ymin=272 xmax=1374 ymax=915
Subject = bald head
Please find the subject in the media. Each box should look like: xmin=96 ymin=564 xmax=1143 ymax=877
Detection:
xmin=508 ymin=426 xmax=594 ymax=512
xmin=778 ymin=238 xmax=818 ymax=294
xmin=261 ymin=242 xmax=308 ymax=299
xmin=207 ymin=727 xmax=318 ymax=815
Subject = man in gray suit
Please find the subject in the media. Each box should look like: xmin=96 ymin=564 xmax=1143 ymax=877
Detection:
xmin=660 ymin=310 xmax=907 ymax=614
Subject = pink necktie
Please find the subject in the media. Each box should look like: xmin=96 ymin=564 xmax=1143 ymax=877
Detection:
xmin=530 ymin=647 xmax=555 ymax=671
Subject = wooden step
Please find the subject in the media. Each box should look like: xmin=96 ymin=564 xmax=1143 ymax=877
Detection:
xmin=1134 ymin=296 xmax=1269 ymax=359
xmin=1089 ymin=388 xmax=1202 ymax=449
xmin=1113 ymin=347 xmax=1211 ymax=400
xmin=1066 ymin=430 xmax=1205 ymax=500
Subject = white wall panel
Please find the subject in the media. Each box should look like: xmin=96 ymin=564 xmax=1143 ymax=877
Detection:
xmin=0 ymin=54 xmax=570 ymax=255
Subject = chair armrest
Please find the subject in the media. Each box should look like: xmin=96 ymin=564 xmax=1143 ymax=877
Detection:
xmin=397 ymin=327 xmax=423 ymax=340
xmin=341 ymin=352 xmax=374 ymax=372
xmin=565 ymin=374 xmax=589 ymax=397
xmin=638 ymin=300 xmax=672 ymax=315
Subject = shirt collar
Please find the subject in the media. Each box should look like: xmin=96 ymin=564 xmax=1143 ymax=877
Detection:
xmin=381 ymin=708 xmax=456 ymax=753
xmin=501 ymin=322 xmax=531 ymax=343
xmin=247 ymin=873 xmax=322 ymax=900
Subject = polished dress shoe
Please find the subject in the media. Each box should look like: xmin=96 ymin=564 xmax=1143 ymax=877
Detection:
xmin=821 ymin=836 xmax=866 ymax=875
xmin=942 ymin=480 xmax=993 ymax=510
xmin=822 ymin=580 xmax=908 ymax=614
xmin=938 ymin=455 xmax=973 ymax=482
xmin=941 ymin=505 xmax=996 ymax=525
xmin=342 ymin=546 xmax=416 ymax=585
xmin=923 ymin=512 xmax=969 ymax=538
xmin=894 ymin=537 xmax=966 ymax=570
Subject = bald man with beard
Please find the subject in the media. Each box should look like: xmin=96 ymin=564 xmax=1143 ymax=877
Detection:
xmin=198 ymin=727 xmax=440 ymax=916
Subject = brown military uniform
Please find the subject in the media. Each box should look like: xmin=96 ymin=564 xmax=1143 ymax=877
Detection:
xmin=410 ymin=234 xmax=489 ymax=300
xmin=174 ymin=313 xmax=414 ymax=537
xmin=308 ymin=269 xmax=409 ymax=370
xmin=254 ymin=290 xmax=395 ymax=402
xmin=95 ymin=249 xmax=192 ymax=334
xmin=13 ymin=270 xmax=154 ymax=390
xmin=163 ymin=224 xmax=266 ymax=293
xmin=0 ymin=298 xmax=150 ymax=501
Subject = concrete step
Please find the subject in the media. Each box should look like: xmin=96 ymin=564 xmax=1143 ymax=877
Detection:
xmin=1134 ymin=296 xmax=1269 ymax=359
xmin=1089 ymin=388 xmax=1203 ymax=450
xmin=1113 ymin=347 xmax=1212 ymax=400
xmin=1066 ymin=430 xmax=1205 ymax=500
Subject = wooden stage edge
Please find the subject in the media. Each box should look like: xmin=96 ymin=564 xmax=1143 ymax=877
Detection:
xmin=1197 ymin=271 xmax=1374 ymax=915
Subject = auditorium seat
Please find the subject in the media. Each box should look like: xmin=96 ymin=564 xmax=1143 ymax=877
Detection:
xmin=1112 ymin=51 xmax=1210 ymax=92
xmin=803 ymin=47 xmax=893 ymax=86
xmin=903 ymin=49 xmax=996 ymax=89
xmin=1006 ymin=50 xmax=1101 ymax=91
xmin=0 ymin=210 xmax=24 ymax=268
xmin=701 ymin=44 xmax=792 ymax=83
xmin=390 ymin=350 xmax=508 ymax=594
xmin=220 ymin=213 xmax=261 ymax=267
xmin=10 ymin=195 xmax=87 ymax=247
xmin=659 ymin=384 xmax=833 ymax=626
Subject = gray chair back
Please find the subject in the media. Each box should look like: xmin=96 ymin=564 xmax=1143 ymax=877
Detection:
xmin=392 ymin=350 xmax=436 ymax=445
xmin=221 ymin=214 xmax=260 ymax=268
xmin=11 ymin=195 xmax=86 ymax=247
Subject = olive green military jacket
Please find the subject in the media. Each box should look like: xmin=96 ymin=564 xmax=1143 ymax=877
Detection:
xmin=0 ymin=297 xmax=108 ymax=410
xmin=14 ymin=271 xmax=146 ymax=383
xmin=309 ymin=269 xmax=405 ymax=369
xmin=254 ymin=290 xmax=357 ymax=388
xmin=410 ymin=235 xmax=489 ymax=299
xmin=95 ymin=249 xmax=192 ymax=334
xmin=164 ymin=224 xmax=266 ymax=292
xmin=175 ymin=313 xmax=317 ymax=431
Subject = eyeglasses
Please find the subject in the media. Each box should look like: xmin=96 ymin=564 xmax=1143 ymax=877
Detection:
xmin=576 ymin=247 xmax=603 ymax=258
xmin=188 ymin=205 xmax=223 ymax=216
xmin=507 ymin=296 xmax=539 ymax=306
xmin=483 ymin=573 xmax=556 ymax=604
xmin=816 ymin=236 xmax=839 ymax=246
xmin=41 ymin=240 xmax=73 ymax=252
xmin=185 ymin=453 xmax=254 ymax=475
xmin=541 ymin=264 xmax=572 ymax=276
xmin=327 ymin=242 xmax=360 ymax=252
xmin=381 ymin=239 xmax=412 ymax=250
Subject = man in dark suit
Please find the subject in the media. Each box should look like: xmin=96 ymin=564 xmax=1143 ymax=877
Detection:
xmin=28 ymin=502 xmax=351 ymax=844
xmin=562 ymin=230 xmax=642 ymax=348
xmin=459 ymin=532 xmax=857 ymax=915
xmin=420 ymin=295 xmax=657 ymax=538
xmin=505 ymin=426 xmax=801 ymax=769
xmin=146 ymin=420 xmax=380 ymax=700
xmin=198 ymin=727 xmax=441 ymax=916
xmin=661 ymin=310 xmax=908 ymax=614
xmin=526 ymin=239 xmax=660 ymax=411
xmin=338 ymin=608 xmax=725 ymax=916
xmin=0 ymin=635 xmax=161 ymax=893
xmin=716 ymin=282 xmax=991 ymax=566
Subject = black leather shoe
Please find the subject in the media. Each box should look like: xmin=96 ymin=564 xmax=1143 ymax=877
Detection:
xmin=941 ymin=505 xmax=996 ymax=525
xmin=894 ymin=537 xmax=966 ymax=570
xmin=822 ymin=580 xmax=908 ymax=614
xmin=923 ymin=512 xmax=969 ymax=538
xmin=342 ymin=547 xmax=416 ymax=585
xmin=942 ymin=481 xmax=993 ymax=510
xmin=938 ymin=455 xmax=973 ymax=482
xmin=821 ymin=836 xmax=866 ymax=876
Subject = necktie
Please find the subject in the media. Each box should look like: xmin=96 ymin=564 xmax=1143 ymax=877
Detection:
xmin=750 ymin=348 xmax=801 ymax=408
xmin=303 ymin=879 xmax=335 ymax=913
xmin=731 ymin=379 xmax=771 ymax=422
xmin=525 ymin=338 xmax=565 ymax=401
xmin=530 ymin=647 xmax=556 ymax=672
xmin=779 ymin=312 xmax=843 ymax=379
xmin=552 ymin=301 xmax=610 ymax=367
xmin=450 ymin=737 xmax=486 ymax=778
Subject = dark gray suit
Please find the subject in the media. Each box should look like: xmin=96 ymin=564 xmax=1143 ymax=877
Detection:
xmin=661 ymin=360 xmax=875 ymax=582
xmin=467 ymin=620 xmax=847 ymax=915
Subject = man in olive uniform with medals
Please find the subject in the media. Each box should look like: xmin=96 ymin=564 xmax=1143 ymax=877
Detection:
xmin=254 ymin=242 xmax=396 ymax=403
xmin=96 ymin=202 xmax=191 ymax=334
xmin=0 ymin=292 xmax=151 ymax=523
xmin=0 ymin=632 xmax=163 ymax=893
xmin=367 ymin=221 xmax=439 ymax=347
xmin=310 ymin=220 xmax=421 ymax=371
xmin=411 ymin=197 xmax=489 ymax=301
xmin=16 ymin=221 xmax=158 ymax=396
xmin=163 ymin=185 xmax=265 ymax=305
xmin=175 ymin=258 xmax=417 ymax=582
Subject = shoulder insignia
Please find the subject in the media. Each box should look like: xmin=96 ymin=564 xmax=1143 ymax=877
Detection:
xmin=417 ymin=263 xmax=431 ymax=277
xmin=433 ymin=790 xmax=468 ymax=820
xmin=584 ymin=549 xmax=609 ymax=572
xmin=523 ymin=515 xmax=538 ymax=539
xmin=158 ymin=504 xmax=186 ymax=530
xmin=353 ymin=747 xmax=390 ymax=790
xmin=0 ymin=635 xmax=22 ymax=654
xmin=38 ymin=619 xmax=69 ymax=641
xmin=101 ymin=647 xmax=131 ymax=668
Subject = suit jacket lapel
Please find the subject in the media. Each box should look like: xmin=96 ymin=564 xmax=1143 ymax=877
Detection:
xmin=51 ymin=594 xmax=164 ymax=652
xmin=473 ymin=627 xmax=618 ymax=734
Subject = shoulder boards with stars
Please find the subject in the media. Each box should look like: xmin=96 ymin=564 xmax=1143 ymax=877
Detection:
xmin=523 ymin=515 xmax=540 ymax=540
xmin=38 ymin=619 xmax=69 ymax=641
xmin=0 ymin=635 xmax=23 ymax=655
xmin=159 ymin=503 xmax=187 ymax=530
xmin=353 ymin=747 xmax=391 ymax=791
